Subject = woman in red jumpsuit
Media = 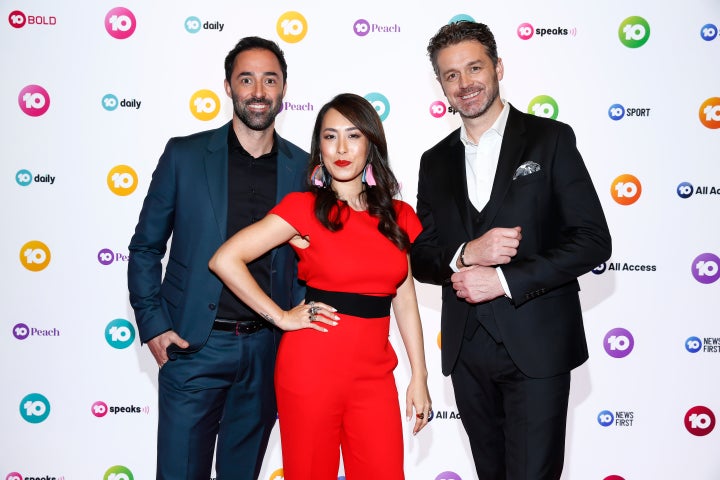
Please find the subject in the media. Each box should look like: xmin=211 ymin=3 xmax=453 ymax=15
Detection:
xmin=210 ymin=93 xmax=431 ymax=479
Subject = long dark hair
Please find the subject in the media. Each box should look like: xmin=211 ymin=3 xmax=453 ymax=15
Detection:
xmin=308 ymin=93 xmax=409 ymax=251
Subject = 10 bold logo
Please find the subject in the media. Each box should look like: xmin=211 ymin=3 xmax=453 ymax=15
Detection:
xmin=619 ymin=16 xmax=650 ymax=48
xmin=8 ymin=10 xmax=56 ymax=28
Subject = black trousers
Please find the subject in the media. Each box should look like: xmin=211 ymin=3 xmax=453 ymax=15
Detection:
xmin=451 ymin=322 xmax=570 ymax=480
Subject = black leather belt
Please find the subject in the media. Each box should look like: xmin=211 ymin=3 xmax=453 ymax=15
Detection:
xmin=213 ymin=318 xmax=269 ymax=335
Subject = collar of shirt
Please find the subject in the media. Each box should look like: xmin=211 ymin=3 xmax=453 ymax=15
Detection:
xmin=227 ymin=128 xmax=279 ymax=159
xmin=461 ymin=100 xmax=510 ymax=212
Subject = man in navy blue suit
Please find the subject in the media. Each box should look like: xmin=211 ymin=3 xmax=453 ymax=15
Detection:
xmin=128 ymin=37 xmax=307 ymax=479
xmin=411 ymin=22 xmax=611 ymax=479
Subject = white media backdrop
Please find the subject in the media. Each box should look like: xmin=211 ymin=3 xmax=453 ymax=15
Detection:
xmin=2 ymin=1 xmax=719 ymax=479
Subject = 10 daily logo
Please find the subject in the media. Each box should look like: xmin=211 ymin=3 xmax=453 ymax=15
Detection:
xmin=16 ymin=169 xmax=55 ymax=186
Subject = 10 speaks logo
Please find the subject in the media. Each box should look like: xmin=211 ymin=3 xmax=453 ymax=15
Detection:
xmin=277 ymin=11 xmax=307 ymax=43
xmin=604 ymin=327 xmax=634 ymax=358
xmin=691 ymin=253 xmax=720 ymax=284
xmin=429 ymin=100 xmax=448 ymax=118
xmin=527 ymin=95 xmax=559 ymax=120
xmin=189 ymin=89 xmax=221 ymax=121
xmin=19 ymin=392 xmax=51 ymax=423
xmin=19 ymin=240 xmax=51 ymax=272
xmin=685 ymin=406 xmax=715 ymax=436
xmin=107 ymin=165 xmax=138 ymax=196
xmin=610 ymin=174 xmax=642 ymax=205
xmin=18 ymin=85 xmax=50 ymax=117
xmin=105 ymin=319 xmax=136 ymax=349
xmin=699 ymin=97 xmax=720 ymax=129
xmin=618 ymin=16 xmax=650 ymax=48
xmin=105 ymin=7 xmax=136 ymax=39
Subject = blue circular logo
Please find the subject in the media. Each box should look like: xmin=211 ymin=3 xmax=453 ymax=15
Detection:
xmin=597 ymin=410 xmax=614 ymax=427
xmin=16 ymin=169 xmax=33 ymax=186
xmin=185 ymin=16 xmax=202 ymax=34
xmin=677 ymin=181 xmax=693 ymax=198
xmin=102 ymin=93 xmax=119 ymax=111
xmin=592 ymin=263 xmax=607 ymax=275
xmin=105 ymin=318 xmax=136 ymax=349
xmin=685 ymin=336 xmax=702 ymax=353
xmin=608 ymin=103 xmax=625 ymax=121
xmin=364 ymin=92 xmax=390 ymax=122
xmin=700 ymin=23 xmax=718 ymax=41
xmin=20 ymin=393 xmax=51 ymax=424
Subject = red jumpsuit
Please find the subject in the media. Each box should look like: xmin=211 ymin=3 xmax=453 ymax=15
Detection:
xmin=269 ymin=192 xmax=422 ymax=480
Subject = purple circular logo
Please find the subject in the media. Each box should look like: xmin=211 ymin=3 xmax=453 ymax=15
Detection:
xmin=13 ymin=323 xmax=30 ymax=340
xmin=98 ymin=248 xmax=115 ymax=265
xmin=353 ymin=18 xmax=370 ymax=36
xmin=691 ymin=252 xmax=720 ymax=284
xmin=603 ymin=327 xmax=634 ymax=358
xmin=435 ymin=472 xmax=462 ymax=480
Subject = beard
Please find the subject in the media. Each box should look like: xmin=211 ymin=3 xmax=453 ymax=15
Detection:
xmin=232 ymin=93 xmax=282 ymax=131
xmin=451 ymin=78 xmax=500 ymax=120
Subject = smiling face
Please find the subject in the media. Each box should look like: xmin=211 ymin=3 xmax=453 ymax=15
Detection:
xmin=436 ymin=39 xmax=504 ymax=120
xmin=319 ymin=108 xmax=369 ymax=188
xmin=224 ymin=48 xmax=286 ymax=131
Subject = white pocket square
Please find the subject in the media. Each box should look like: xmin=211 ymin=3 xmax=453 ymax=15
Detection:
xmin=512 ymin=161 xmax=541 ymax=180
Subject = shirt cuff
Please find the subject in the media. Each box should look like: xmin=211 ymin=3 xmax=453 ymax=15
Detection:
xmin=450 ymin=243 xmax=464 ymax=273
xmin=496 ymin=267 xmax=512 ymax=298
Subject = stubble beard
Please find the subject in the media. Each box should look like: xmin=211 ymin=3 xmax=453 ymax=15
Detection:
xmin=453 ymin=80 xmax=500 ymax=120
xmin=233 ymin=94 xmax=282 ymax=132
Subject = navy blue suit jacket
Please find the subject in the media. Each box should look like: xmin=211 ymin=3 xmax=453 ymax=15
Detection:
xmin=128 ymin=121 xmax=308 ymax=349
xmin=411 ymin=105 xmax=611 ymax=378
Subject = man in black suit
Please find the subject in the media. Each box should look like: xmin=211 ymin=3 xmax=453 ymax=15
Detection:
xmin=411 ymin=21 xmax=611 ymax=479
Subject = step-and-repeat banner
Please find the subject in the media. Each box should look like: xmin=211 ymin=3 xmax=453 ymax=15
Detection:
xmin=2 ymin=1 xmax=719 ymax=479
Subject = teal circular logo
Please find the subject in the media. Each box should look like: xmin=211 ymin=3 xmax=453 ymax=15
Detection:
xmin=102 ymin=93 xmax=119 ymax=111
xmin=105 ymin=318 xmax=136 ymax=349
xmin=528 ymin=95 xmax=559 ymax=119
xmin=619 ymin=16 xmax=650 ymax=48
xmin=20 ymin=393 xmax=51 ymax=423
xmin=16 ymin=169 xmax=33 ymax=186
xmin=364 ymin=92 xmax=390 ymax=122
xmin=449 ymin=14 xmax=474 ymax=24
xmin=185 ymin=16 xmax=201 ymax=34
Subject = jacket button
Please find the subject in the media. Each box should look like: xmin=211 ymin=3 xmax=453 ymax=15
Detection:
xmin=209 ymin=303 xmax=216 ymax=311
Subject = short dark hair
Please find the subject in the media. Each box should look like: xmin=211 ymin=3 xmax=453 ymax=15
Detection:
xmin=224 ymin=36 xmax=288 ymax=84
xmin=427 ymin=21 xmax=499 ymax=76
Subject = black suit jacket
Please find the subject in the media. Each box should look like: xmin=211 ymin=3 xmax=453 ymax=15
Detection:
xmin=411 ymin=105 xmax=611 ymax=378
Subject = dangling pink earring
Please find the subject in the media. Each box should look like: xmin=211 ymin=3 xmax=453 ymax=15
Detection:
xmin=362 ymin=163 xmax=376 ymax=187
xmin=311 ymin=163 xmax=330 ymax=188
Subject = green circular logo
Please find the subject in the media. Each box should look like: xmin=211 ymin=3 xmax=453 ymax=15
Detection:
xmin=619 ymin=16 xmax=650 ymax=48
xmin=104 ymin=465 xmax=135 ymax=480
xmin=527 ymin=95 xmax=559 ymax=120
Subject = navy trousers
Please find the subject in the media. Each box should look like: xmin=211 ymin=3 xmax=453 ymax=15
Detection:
xmin=157 ymin=327 xmax=278 ymax=480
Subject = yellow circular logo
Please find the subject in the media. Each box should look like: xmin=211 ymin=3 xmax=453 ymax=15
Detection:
xmin=107 ymin=165 xmax=138 ymax=196
xmin=276 ymin=11 xmax=308 ymax=43
xmin=189 ymin=89 xmax=221 ymax=121
xmin=20 ymin=240 xmax=51 ymax=271
xmin=268 ymin=468 xmax=285 ymax=480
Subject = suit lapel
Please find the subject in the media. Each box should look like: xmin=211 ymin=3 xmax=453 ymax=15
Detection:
xmin=482 ymin=106 xmax=527 ymax=228
xmin=204 ymin=122 xmax=231 ymax=238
